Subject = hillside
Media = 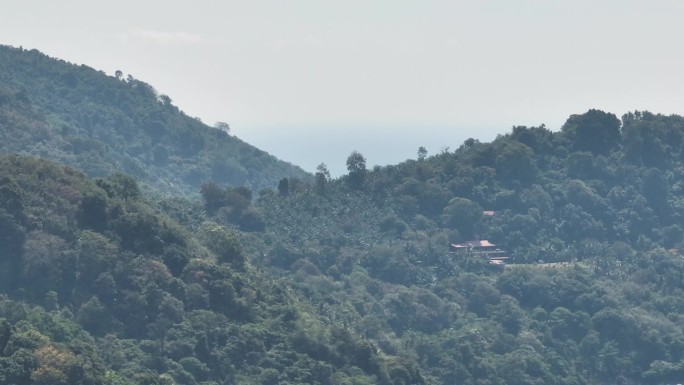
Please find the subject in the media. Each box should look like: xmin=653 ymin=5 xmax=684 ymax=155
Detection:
xmin=0 ymin=45 xmax=309 ymax=195
xmin=4 ymin=42 xmax=684 ymax=384
xmin=231 ymin=109 xmax=684 ymax=385
xmin=0 ymin=154 xmax=420 ymax=385
xmin=3 ymin=109 xmax=684 ymax=384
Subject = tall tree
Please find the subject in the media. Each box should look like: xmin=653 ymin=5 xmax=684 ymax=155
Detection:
xmin=417 ymin=146 xmax=428 ymax=161
xmin=441 ymin=197 xmax=483 ymax=240
xmin=561 ymin=109 xmax=621 ymax=154
xmin=278 ymin=177 xmax=289 ymax=196
xmin=315 ymin=163 xmax=331 ymax=193
xmin=346 ymin=151 xmax=367 ymax=188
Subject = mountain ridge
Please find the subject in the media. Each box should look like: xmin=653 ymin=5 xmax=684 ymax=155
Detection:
xmin=0 ymin=44 xmax=310 ymax=196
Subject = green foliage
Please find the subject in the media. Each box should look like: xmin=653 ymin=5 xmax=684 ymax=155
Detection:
xmin=561 ymin=109 xmax=621 ymax=154
xmin=200 ymin=181 xmax=264 ymax=232
xmin=277 ymin=177 xmax=289 ymax=197
xmin=495 ymin=140 xmax=536 ymax=183
xmin=0 ymin=155 xmax=404 ymax=384
xmin=346 ymin=151 xmax=367 ymax=188
xmin=7 ymin=46 xmax=684 ymax=384
xmin=198 ymin=221 xmax=245 ymax=267
xmin=441 ymin=197 xmax=483 ymax=240
xmin=252 ymin=108 xmax=684 ymax=385
xmin=96 ymin=173 xmax=141 ymax=201
xmin=0 ymin=45 xmax=309 ymax=195
xmin=314 ymin=163 xmax=331 ymax=193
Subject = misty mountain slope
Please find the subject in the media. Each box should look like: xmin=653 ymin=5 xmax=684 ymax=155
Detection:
xmin=0 ymin=44 xmax=309 ymax=195
xmin=262 ymin=110 xmax=684 ymax=264
xmin=0 ymin=154 xmax=424 ymax=385
xmin=240 ymin=110 xmax=684 ymax=385
xmin=7 ymin=43 xmax=684 ymax=385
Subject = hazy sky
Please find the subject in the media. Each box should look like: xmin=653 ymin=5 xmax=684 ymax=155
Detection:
xmin=4 ymin=0 xmax=684 ymax=175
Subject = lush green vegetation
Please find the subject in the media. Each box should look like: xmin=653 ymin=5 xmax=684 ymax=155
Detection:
xmin=241 ymin=110 xmax=684 ymax=385
xmin=0 ymin=155 xmax=414 ymax=385
xmin=0 ymin=45 xmax=309 ymax=195
xmin=3 ymin=45 xmax=684 ymax=385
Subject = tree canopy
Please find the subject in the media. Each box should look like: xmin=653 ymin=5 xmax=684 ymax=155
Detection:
xmin=5 ymin=43 xmax=684 ymax=385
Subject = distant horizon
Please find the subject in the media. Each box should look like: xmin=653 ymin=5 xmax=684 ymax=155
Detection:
xmin=235 ymin=108 xmax=672 ymax=178
xmin=234 ymin=121 xmax=514 ymax=177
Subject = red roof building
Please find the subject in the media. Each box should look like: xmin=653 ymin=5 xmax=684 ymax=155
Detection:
xmin=450 ymin=239 xmax=510 ymax=265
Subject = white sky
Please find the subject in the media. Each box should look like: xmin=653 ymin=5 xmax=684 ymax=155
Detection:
xmin=3 ymin=0 xmax=684 ymax=176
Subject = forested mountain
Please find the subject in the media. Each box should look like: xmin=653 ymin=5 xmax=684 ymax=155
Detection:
xmin=0 ymin=155 xmax=412 ymax=385
xmin=240 ymin=110 xmax=684 ymax=385
xmin=4 ymin=44 xmax=684 ymax=385
xmin=0 ymin=45 xmax=309 ymax=195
